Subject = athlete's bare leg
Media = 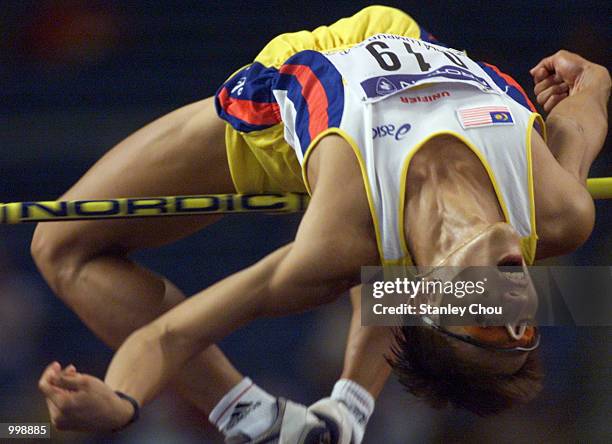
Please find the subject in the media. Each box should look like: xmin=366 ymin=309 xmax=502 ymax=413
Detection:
xmin=31 ymin=97 xmax=242 ymax=413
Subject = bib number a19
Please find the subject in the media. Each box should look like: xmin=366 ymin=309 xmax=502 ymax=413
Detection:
xmin=365 ymin=41 xmax=467 ymax=72
xmin=324 ymin=35 xmax=497 ymax=101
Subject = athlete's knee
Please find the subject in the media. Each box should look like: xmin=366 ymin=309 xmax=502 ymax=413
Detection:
xmin=31 ymin=223 xmax=108 ymax=296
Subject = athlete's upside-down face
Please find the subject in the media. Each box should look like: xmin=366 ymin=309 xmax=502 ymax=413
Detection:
xmin=418 ymin=222 xmax=539 ymax=357
xmin=389 ymin=222 xmax=543 ymax=415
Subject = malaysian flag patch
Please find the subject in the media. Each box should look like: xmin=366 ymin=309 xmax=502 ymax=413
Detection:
xmin=457 ymin=106 xmax=514 ymax=129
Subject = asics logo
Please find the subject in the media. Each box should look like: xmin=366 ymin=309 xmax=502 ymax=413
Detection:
xmin=231 ymin=77 xmax=247 ymax=96
xmin=372 ymin=123 xmax=412 ymax=141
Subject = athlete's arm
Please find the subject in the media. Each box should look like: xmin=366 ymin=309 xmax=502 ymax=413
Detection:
xmin=300 ymin=288 xmax=393 ymax=444
xmin=339 ymin=287 xmax=393 ymax=398
xmin=530 ymin=50 xmax=610 ymax=182
xmin=104 ymin=241 xmax=349 ymax=404
xmin=103 ymin=136 xmax=378 ymax=407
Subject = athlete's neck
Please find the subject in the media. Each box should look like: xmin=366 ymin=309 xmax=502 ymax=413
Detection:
xmin=405 ymin=136 xmax=516 ymax=266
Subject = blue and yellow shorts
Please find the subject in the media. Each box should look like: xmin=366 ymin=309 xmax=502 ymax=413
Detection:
xmin=216 ymin=6 xmax=427 ymax=193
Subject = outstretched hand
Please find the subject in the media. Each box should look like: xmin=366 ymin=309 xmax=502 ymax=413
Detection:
xmin=38 ymin=362 xmax=134 ymax=432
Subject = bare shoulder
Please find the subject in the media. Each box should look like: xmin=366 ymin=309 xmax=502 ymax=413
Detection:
xmin=295 ymin=134 xmax=380 ymax=275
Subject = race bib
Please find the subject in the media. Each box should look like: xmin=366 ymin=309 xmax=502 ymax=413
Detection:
xmin=324 ymin=34 xmax=501 ymax=102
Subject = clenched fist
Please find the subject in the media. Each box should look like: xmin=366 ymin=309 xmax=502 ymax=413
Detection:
xmin=530 ymin=50 xmax=610 ymax=112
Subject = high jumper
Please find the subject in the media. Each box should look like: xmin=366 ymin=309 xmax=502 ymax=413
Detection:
xmin=32 ymin=6 xmax=609 ymax=443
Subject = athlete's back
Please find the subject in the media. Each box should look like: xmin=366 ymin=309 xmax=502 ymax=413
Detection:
xmin=215 ymin=6 xmax=543 ymax=264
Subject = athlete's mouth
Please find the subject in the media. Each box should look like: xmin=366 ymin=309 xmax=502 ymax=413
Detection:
xmin=497 ymin=254 xmax=527 ymax=285
xmin=497 ymin=254 xmax=523 ymax=267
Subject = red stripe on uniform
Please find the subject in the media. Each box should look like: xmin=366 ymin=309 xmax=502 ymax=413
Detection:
xmin=279 ymin=64 xmax=329 ymax=139
xmin=217 ymin=87 xmax=281 ymax=126
xmin=483 ymin=63 xmax=536 ymax=112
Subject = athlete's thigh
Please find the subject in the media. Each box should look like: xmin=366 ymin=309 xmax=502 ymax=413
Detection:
xmin=40 ymin=96 xmax=234 ymax=252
